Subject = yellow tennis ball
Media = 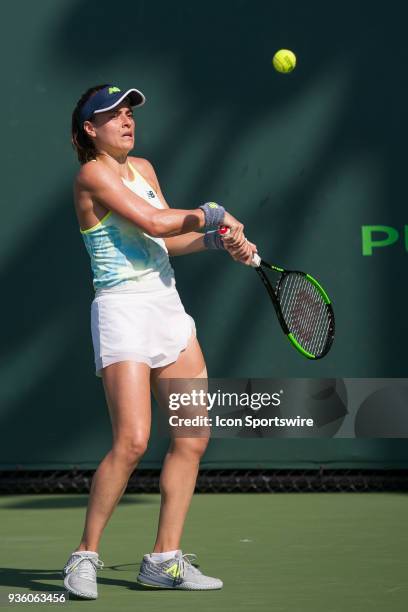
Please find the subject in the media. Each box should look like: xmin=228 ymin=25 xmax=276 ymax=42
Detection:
xmin=272 ymin=49 xmax=297 ymax=74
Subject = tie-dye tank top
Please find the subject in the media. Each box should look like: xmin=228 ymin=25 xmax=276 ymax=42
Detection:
xmin=80 ymin=161 xmax=175 ymax=290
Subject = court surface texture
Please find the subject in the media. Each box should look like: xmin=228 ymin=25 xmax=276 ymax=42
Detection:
xmin=0 ymin=493 xmax=406 ymax=611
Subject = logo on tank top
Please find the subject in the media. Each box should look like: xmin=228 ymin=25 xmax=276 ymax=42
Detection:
xmin=146 ymin=190 xmax=155 ymax=199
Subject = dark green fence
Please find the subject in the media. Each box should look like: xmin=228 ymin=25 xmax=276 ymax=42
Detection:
xmin=1 ymin=0 xmax=407 ymax=469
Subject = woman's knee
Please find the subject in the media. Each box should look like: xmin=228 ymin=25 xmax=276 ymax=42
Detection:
xmin=172 ymin=436 xmax=209 ymax=459
xmin=113 ymin=435 xmax=149 ymax=467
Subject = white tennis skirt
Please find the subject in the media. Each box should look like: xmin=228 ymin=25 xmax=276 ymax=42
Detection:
xmin=90 ymin=277 xmax=196 ymax=377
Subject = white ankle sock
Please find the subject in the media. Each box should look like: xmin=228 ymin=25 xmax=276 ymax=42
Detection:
xmin=150 ymin=549 xmax=180 ymax=562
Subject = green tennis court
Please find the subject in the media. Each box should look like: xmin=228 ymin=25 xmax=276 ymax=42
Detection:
xmin=0 ymin=493 xmax=406 ymax=611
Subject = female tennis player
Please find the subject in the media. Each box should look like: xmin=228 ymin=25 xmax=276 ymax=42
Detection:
xmin=62 ymin=84 xmax=256 ymax=599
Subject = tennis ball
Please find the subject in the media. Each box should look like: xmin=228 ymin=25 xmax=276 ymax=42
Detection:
xmin=272 ymin=49 xmax=296 ymax=74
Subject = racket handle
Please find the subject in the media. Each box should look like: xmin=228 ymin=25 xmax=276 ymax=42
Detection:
xmin=251 ymin=253 xmax=262 ymax=268
xmin=218 ymin=226 xmax=261 ymax=268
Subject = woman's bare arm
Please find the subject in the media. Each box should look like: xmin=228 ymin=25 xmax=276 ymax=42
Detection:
xmin=131 ymin=158 xmax=208 ymax=255
xmin=163 ymin=232 xmax=206 ymax=256
xmin=76 ymin=161 xmax=206 ymax=238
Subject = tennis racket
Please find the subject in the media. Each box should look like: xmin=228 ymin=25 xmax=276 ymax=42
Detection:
xmin=219 ymin=226 xmax=335 ymax=359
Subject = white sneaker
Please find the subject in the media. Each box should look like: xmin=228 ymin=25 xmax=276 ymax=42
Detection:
xmin=62 ymin=551 xmax=104 ymax=599
xmin=137 ymin=551 xmax=223 ymax=590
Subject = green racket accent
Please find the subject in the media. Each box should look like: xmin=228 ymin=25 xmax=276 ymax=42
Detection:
xmin=287 ymin=333 xmax=316 ymax=359
xmin=254 ymin=258 xmax=335 ymax=359
xmin=306 ymin=274 xmax=331 ymax=304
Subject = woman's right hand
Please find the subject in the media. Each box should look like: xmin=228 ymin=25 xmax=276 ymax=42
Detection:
xmin=221 ymin=211 xmax=245 ymax=243
xmin=219 ymin=214 xmax=257 ymax=265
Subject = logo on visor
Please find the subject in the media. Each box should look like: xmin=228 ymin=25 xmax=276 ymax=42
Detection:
xmin=108 ymin=87 xmax=121 ymax=94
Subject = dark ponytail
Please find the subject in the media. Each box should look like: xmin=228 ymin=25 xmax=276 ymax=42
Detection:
xmin=71 ymin=84 xmax=109 ymax=164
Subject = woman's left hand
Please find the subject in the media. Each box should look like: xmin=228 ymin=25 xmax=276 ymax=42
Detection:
xmin=223 ymin=233 xmax=257 ymax=266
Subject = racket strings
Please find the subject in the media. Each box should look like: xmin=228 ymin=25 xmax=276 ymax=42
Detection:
xmin=283 ymin=276 xmax=330 ymax=355
xmin=287 ymin=276 xmax=329 ymax=355
xmin=279 ymin=273 xmax=331 ymax=356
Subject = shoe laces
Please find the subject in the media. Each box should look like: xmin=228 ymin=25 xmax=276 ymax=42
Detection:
xmin=177 ymin=553 xmax=201 ymax=578
xmin=64 ymin=553 xmax=104 ymax=580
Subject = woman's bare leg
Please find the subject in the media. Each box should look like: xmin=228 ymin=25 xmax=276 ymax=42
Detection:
xmin=150 ymin=335 xmax=209 ymax=553
xmin=76 ymin=361 xmax=151 ymax=553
